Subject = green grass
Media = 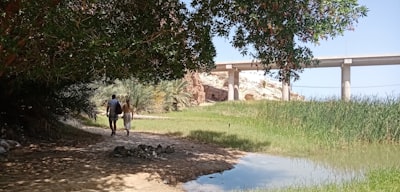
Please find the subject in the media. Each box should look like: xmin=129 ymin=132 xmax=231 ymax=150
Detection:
xmin=84 ymin=97 xmax=400 ymax=191
xmin=264 ymin=167 xmax=400 ymax=192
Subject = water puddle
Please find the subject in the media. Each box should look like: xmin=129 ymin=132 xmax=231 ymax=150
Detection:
xmin=183 ymin=153 xmax=363 ymax=192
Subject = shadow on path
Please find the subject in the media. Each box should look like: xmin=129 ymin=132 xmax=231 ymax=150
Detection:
xmin=0 ymin=125 xmax=246 ymax=192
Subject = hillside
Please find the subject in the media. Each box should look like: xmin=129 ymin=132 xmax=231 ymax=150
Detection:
xmin=185 ymin=71 xmax=304 ymax=104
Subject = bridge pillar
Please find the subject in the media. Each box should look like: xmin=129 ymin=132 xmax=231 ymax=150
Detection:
xmin=234 ymin=70 xmax=239 ymax=100
xmin=227 ymin=69 xmax=239 ymax=101
xmin=341 ymin=59 xmax=352 ymax=101
xmin=282 ymin=81 xmax=290 ymax=101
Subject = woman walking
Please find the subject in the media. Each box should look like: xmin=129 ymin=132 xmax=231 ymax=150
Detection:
xmin=122 ymin=99 xmax=134 ymax=136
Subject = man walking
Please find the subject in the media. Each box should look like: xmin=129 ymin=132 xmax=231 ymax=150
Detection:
xmin=106 ymin=94 xmax=119 ymax=136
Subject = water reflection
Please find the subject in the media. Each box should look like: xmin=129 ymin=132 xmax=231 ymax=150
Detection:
xmin=183 ymin=153 xmax=363 ymax=192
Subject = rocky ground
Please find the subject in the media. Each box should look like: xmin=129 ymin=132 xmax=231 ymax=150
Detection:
xmin=0 ymin=123 xmax=245 ymax=192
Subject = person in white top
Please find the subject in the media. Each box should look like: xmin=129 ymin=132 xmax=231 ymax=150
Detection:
xmin=106 ymin=94 xmax=119 ymax=136
xmin=122 ymin=99 xmax=134 ymax=136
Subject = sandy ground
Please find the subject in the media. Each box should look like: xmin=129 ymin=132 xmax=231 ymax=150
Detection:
xmin=0 ymin=125 xmax=245 ymax=192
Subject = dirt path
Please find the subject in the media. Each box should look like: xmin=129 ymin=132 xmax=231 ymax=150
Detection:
xmin=0 ymin=125 xmax=246 ymax=192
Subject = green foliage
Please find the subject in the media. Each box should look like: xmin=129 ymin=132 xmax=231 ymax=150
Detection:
xmin=210 ymin=97 xmax=400 ymax=146
xmin=1 ymin=0 xmax=368 ymax=86
xmin=1 ymin=0 xmax=215 ymax=83
xmin=0 ymin=0 xmax=367 ymax=140
xmin=162 ymin=79 xmax=193 ymax=111
xmin=1 ymin=0 xmax=216 ymax=139
xmin=126 ymin=80 xmax=155 ymax=113
xmin=91 ymin=78 xmax=193 ymax=113
xmin=268 ymin=167 xmax=400 ymax=192
xmin=190 ymin=0 xmax=368 ymax=81
xmin=83 ymin=97 xmax=400 ymax=191
xmin=364 ymin=167 xmax=400 ymax=192
xmin=87 ymin=96 xmax=400 ymax=154
xmin=91 ymin=78 xmax=153 ymax=113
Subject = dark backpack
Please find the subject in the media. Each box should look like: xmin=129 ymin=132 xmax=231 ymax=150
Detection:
xmin=115 ymin=102 xmax=123 ymax=114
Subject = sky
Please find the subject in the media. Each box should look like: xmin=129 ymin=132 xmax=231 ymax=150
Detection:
xmin=211 ymin=0 xmax=400 ymax=100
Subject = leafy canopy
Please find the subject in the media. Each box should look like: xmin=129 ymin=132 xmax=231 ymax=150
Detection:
xmin=189 ymin=0 xmax=367 ymax=80
xmin=0 ymin=0 xmax=367 ymax=138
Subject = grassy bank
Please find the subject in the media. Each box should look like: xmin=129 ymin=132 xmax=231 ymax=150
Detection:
xmin=87 ymin=97 xmax=400 ymax=191
xmin=272 ymin=167 xmax=400 ymax=192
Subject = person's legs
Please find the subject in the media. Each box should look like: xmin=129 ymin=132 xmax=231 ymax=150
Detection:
xmin=123 ymin=114 xmax=127 ymax=129
xmin=112 ymin=120 xmax=117 ymax=135
xmin=108 ymin=118 xmax=114 ymax=136
xmin=126 ymin=120 xmax=130 ymax=136
xmin=123 ymin=113 xmax=130 ymax=136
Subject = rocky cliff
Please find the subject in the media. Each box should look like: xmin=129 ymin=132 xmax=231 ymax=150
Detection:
xmin=185 ymin=71 xmax=304 ymax=104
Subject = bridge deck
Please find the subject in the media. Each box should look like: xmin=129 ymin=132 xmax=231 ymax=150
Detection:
xmin=213 ymin=54 xmax=400 ymax=71
xmin=212 ymin=53 xmax=400 ymax=101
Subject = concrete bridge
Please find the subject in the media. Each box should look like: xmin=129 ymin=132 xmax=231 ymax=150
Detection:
xmin=212 ymin=54 xmax=400 ymax=101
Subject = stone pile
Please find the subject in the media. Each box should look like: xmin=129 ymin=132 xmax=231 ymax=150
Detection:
xmin=112 ymin=144 xmax=175 ymax=159
xmin=0 ymin=139 xmax=21 ymax=156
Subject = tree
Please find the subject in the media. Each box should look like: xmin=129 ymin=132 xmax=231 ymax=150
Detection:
xmin=1 ymin=0 xmax=215 ymax=82
xmin=1 ymin=0 xmax=216 ymax=138
xmin=189 ymin=0 xmax=367 ymax=81
xmin=0 ymin=0 xmax=367 ymax=139
xmin=91 ymin=78 xmax=154 ymax=113
xmin=162 ymin=79 xmax=192 ymax=111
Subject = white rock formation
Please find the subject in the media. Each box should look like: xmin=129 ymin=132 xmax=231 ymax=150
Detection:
xmin=199 ymin=71 xmax=304 ymax=101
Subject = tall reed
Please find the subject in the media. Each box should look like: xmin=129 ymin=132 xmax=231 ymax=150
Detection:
xmin=210 ymin=96 xmax=400 ymax=146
